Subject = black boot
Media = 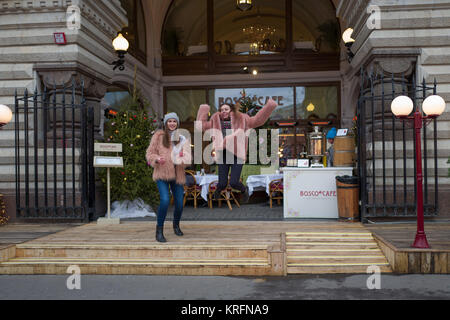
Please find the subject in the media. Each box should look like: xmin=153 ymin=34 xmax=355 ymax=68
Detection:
xmin=156 ymin=226 xmax=167 ymax=243
xmin=241 ymin=186 xmax=250 ymax=204
xmin=173 ymin=222 xmax=184 ymax=236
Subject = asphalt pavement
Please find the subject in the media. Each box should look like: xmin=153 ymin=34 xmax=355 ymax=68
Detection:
xmin=0 ymin=274 xmax=449 ymax=300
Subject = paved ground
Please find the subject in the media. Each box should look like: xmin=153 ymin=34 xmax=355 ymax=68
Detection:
xmin=124 ymin=201 xmax=285 ymax=222
xmin=0 ymin=274 xmax=449 ymax=300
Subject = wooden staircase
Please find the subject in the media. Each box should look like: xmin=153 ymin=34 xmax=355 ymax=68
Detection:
xmin=0 ymin=222 xmax=392 ymax=275
xmin=0 ymin=243 xmax=277 ymax=276
xmin=286 ymin=231 xmax=392 ymax=274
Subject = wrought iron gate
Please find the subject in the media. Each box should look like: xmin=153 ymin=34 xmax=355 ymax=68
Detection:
xmin=14 ymin=79 xmax=95 ymax=221
xmin=357 ymin=70 xmax=439 ymax=219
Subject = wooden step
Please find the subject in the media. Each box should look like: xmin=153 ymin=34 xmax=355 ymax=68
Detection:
xmin=0 ymin=257 xmax=272 ymax=276
xmin=287 ymin=264 xmax=392 ymax=274
xmin=287 ymin=256 xmax=389 ymax=265
xmin=15 ymin=243 xmax=269 ymax=260
xmin=285 ymin=231 xmax=392 ymax=274
xmin=286 ymin=249 xmax=384 ymax=256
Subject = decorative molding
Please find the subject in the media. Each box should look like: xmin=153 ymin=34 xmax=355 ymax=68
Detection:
xmin=0 ymin=0 xmax=127 ymax=39
xmin=34 ymin=63 xmax=110 ymax=99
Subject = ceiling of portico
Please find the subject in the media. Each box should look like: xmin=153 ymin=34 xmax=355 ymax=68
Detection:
xmin=139 ymin=0 xmax=343 ymax=53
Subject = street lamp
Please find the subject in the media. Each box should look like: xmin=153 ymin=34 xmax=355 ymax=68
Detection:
xmin=236 ymin=0 xmax=252 ymax=11
xmin=391 ymin=94 xmax=446 ymax=248
xmin=342 ymin=28 xmax=355 ymax=63
xmin=0 ymin=104 xmax=13 ymax=129
xmin=111 ymin=32 xmax=130 ymax=71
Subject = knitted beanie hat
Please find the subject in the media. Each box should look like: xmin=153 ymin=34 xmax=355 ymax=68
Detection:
xmin=163 ymin=112 xmax=179 ymax=126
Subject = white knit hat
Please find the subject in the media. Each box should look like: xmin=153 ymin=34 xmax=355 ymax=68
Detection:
xmin=163 ymin=112 xmax=179 ymax=126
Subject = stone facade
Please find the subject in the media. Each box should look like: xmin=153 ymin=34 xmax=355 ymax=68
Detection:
xmin=0 ymin=0 xmax=449 ymax=220
xmin=337 ymin=0 xmax=450 ymax=217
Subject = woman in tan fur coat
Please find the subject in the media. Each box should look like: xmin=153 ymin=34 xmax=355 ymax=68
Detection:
xmin=146 ymin=112 xmax=191 ymax=243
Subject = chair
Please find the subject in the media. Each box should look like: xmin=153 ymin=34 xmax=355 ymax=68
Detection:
xmin=184 ymin=170 xmax=201 ymax=208
xmin=214 ymin=41 xmax=222 ymax=55
xmin=208 ymin=179 xmax=241 ymax=211
xmin=224 ymin=40 xmax=233 ymax=54
xmin=262 ymin=38 xmax=271 ymax=51
xmin=269 ymin=178 xmax=283 ymax=208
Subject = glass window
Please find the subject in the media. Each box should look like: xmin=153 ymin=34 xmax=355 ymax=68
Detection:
xmin=136 ymin=0 xmax=146 ymax=53
xmin=214 ymin=0 xmax=286 ymax=55
xmin=292 ymin=0 xmax=340 ymax=53
xmin=296 ymin=86 xmax=338 ymax=120
xmin=209 ymin=87 xmax=294 ymax=120
xmin=103 ymin=90 xmax=133 ymax=110
xmin=162 ymin=0 xmax=207 ymax=56
xmin=278 ymin=127 xmax=307 ymax=167
xmin=120 ymin=0 xmax=147 ymax=62
xmin=166 ymin=89 xmax=206 ymax=123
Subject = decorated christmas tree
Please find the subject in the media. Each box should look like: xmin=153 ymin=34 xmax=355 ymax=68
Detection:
xmin=98 ymin=70 xmax=159 ymax=210
xmin=238 ymin=89 xmax=272 ymax=164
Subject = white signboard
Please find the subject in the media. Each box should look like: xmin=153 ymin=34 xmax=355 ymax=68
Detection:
xmin=283 ymin=167 xmax=353 ymax=219
xmin=337 ymin=129 xmax=349 ymax=137
xmin=94 ymin=143 xmax=122 ymax=153
xmin=94 ymin=156 xmax=123 ymax=168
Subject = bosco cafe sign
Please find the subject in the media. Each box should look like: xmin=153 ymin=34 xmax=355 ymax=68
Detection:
xmin=214 ymin=87 xmax=294 ymax=108
xmin=218 ymin=95 xmax=286 ymax=107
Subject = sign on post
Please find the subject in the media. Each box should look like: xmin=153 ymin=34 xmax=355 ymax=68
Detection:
xmin=94 ymin=143 xmax=123 ymax=225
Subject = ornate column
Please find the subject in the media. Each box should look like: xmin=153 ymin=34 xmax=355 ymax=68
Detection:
xmin=35 ymin=63 xmax=110 ymax=144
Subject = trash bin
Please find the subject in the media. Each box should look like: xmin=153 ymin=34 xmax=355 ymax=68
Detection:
xmin=336 ymin=175 xmax=360 ymax=222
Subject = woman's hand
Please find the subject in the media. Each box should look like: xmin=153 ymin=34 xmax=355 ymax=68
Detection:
xmin=179 ymin=151 xmax=184 ymax=157
xmin=266 ymin=98 xmax=277 ymax=108
xmin=157 ymin=157 xmax=166 ymax=165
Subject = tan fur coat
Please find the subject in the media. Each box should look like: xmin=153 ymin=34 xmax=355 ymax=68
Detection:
xmin=145 ymin=130 xmax=191 ymax=185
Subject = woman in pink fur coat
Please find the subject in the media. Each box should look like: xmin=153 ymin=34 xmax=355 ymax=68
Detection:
xmin=146 ymin=112 xmax=191 ymax=243
xmin=195 ymin=99 xmax=277 ymax=203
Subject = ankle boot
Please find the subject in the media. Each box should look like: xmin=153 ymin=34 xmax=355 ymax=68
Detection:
xmin=173 ymin=222 xmax=184 ymax=236
xmin=156 ymin=226 xmax=167 ymax=243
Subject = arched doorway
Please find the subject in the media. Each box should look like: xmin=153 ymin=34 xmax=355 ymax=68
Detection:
xmin=161 ymin=0 xmax=341 ymax=75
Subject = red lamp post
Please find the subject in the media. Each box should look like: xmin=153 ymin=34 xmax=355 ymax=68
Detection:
xmin=391 ymin=95 xmax=446 ymax=249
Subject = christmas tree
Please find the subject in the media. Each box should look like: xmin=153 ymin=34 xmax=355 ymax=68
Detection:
xmin=238 ymin=89 xmax=272 ymax=164
xmin=98 ymin=70 xmax=159 ymax=210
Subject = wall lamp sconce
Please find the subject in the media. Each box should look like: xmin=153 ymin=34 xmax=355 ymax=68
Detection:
xmin=0 ymin=104 xmax=13 ymax=129
xmin=111 ymin=32 xmax=130 ymax=71
xmin=342 ymin=28 xmax=355 ymax=63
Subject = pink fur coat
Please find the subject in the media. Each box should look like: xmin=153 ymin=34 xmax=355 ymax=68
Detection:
xmin=195 ymin=99 xmax=277 ymax=161
xmin=146 ymin=130 xmax=191 ymax=185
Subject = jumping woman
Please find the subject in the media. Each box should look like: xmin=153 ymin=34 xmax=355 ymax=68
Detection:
xmin=146 ymin=112 xmax=191 ymax=243
xmin=195 ymin=99 xmax=277 ymax=203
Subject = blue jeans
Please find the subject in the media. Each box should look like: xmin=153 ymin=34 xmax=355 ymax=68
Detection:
xmin=156 ymin=180 xmax=184 ymax=227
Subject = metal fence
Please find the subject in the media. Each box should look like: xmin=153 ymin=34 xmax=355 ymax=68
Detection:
xmin=357 ymin=70 xmax=439 ymax=218
xmin=14 ymin=79 xmax=95 ymax=221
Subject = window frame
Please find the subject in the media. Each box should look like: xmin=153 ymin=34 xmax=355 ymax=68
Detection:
xmin=121 ymin=0 xmax=147 ymax=65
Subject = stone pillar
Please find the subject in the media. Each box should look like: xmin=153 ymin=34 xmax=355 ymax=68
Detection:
xmin=35 ymin=63 xmax=110 ymax=145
